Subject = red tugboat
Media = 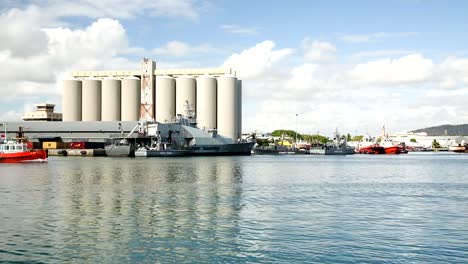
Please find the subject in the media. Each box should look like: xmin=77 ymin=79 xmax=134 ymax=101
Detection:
xmin=380 ymin=137 xmax=408 ymax=154
xmin=356 ymin=134 xmax=385 ymax=154
xmin=0 ymin=141 xmax=48 ymax=163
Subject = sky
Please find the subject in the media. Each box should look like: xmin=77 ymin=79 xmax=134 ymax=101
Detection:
xmin=1 ymin=0 xmax=468 ymax=137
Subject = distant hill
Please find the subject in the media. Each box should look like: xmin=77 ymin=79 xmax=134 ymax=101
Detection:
xmin=411 ymin=124 xmax=468 ymax=136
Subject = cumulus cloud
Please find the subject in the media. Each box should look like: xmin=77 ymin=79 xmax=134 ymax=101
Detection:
xmin=0 ymin=17 xmax=136 ymax=101
xmin=23 ymin=0 xmax=201 ymax=20
xmin=0 ymin=6 xmax=50 ymax=57
xmin=438 ymin=57 xmax=468 ymax=88
xmin=348 ymin=54 xmax=434 ymax=85
xmin=339 ymin=32 xmax=418 ymax=43
xmin=222 ymin=40 xmax=293 ymax=79
xmin=220 ymin=24 xmax=259 ymax=35
xmin=301 ymin=39 xmax=336 ymax=63
xmin=153 ymin=41 xmax=221 ymax=57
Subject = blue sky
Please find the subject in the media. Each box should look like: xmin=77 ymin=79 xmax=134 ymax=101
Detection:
xmin=1 ymin=0 xmax=468 ymax=136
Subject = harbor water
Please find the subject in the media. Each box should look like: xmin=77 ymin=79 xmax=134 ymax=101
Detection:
xmin=1 ymin=153 xmax=467 ymax=263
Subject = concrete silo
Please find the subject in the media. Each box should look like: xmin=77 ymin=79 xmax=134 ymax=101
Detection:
xmin=196 ymin=75 xmax=217 ymax=130
xmin=155 ymin=76 xmax=176 ymax=123
xmin=101 ymin=77 xmax=121 ymax=121
xmin=121 ymin=77 xmax=141 ymax=121
xmin=217 ymin=75 xmax=239 ymax=141
xmin=62 ymin=78 xmax=82 ymax=121
xmin=237 ymin=80 xmax=242 ymax=140
xmin=176 ymin=76 xmax=196 ymax=117
xmin=82 ymin=77 xmax=102 ymax=121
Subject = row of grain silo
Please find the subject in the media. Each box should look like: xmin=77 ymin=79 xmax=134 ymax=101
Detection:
xmin=62 ymin=77 xmax=141 ymax=122
xmin=62 ymin=75 xmax=242 ymax=141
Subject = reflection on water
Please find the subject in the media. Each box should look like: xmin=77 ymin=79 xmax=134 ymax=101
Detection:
xmin=1 ymin=157 xmax=245 ymax=263
xmin=0 ymin=154 xmax=467 ymax=263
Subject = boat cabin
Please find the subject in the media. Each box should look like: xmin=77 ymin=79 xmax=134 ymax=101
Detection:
xmin=0 ymin=142 xmax=29 ymax=153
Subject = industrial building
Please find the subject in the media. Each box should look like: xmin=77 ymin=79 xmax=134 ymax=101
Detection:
xmin=62 ymin=58 xmax=243 ymax=142
xmin=22 ymin=104 xmax=62 ymax=121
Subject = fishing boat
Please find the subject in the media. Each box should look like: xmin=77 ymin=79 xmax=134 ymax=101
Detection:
xmin=0 ymin=140 xmax=48 ymax=163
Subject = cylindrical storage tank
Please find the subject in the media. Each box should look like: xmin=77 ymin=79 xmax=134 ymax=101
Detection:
xmin=101 ymin=77 xmax=121 ymax=121
xmin=62 ymin=78 xmax=82 ymax=121
xmin=237 ymin=79 xmax=242 ymax=140
xmin=196 ymin=76 xmax=217 ymax=130
xmin=217 ymin=75 xmax=239 ymax=142
xmin=176 ymin=76 xmax=196 ymax=117
xmin=155 ymin=76 xmax=176 ymax=123
xmin=82 ymin=77 xmax=101 ymax=121
xmin=121 ymin=77 xmax=141 ymax=121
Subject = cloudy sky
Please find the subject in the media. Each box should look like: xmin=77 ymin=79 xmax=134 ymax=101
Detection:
xmin=1 ymin=0 xmax=468 ymax=137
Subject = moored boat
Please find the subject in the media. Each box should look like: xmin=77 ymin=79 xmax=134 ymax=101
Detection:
xmin=380 ymin=137 xmax=408 ymax=154
xmin=448 ymin=144 xmax=466 ymax=153
xmin=0 ymin=141 xmax=48 ymax=163
xmin=309 ymin=131 xmax=354 ymax=155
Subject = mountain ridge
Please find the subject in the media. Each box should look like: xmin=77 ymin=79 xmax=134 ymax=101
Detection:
xmin=410 ymin=124 xmax=468 ymax=136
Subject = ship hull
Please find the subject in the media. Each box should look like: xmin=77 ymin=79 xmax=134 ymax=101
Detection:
xmin=309 ymin=147 xmax=355 ymax=155
xmin=0 ymin=150 xmax=48 ymax=163
xmin=357 ymin=145 xmax=385 ymax=154
xmin=105 ymin=144 xmax=135 ymax=157
xmin=187 ymin=142 xmax=255 ymax=156
xmin=135 ymin=149 xmax=187 ymax=157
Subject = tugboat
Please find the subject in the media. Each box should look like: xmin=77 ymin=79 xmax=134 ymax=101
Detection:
xmin=0 ymin=125 xmax=48 ymax=163
xmin=0 ymin=141 xmax=48 ymax=163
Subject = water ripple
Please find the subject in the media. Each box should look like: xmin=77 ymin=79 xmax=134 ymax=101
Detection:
xmin=0 ymin=154 xmax=467 ymax=262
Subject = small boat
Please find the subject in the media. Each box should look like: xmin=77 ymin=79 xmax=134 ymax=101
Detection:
xmin=0 ymin=140 xmax=48 ymax=163
xmin=448 ymin=144 xmax=466 ymax=153
xmin=252 ymin=145 xmax=295 ymax=155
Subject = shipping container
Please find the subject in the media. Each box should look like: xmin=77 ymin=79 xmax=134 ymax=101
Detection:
xmin=42 ymin=141 xmax=67 ymax=149
xmin=69 ymin=142 xmax=85 ymax=149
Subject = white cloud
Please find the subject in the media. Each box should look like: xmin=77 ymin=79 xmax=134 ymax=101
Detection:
xmin=0 ymin=17 xmax=137 ymax=103
xmin=286 ymin=64 xmax=320 ymax=91
xmin=220 ymin=24 xmax=259 ymax=35
xmin=351 ymin=49 xmax=414 ymax=59
xmin=153 ymin=41 xmax=221 ymax=57
xmin=348 ymin=54 xmax=434 ymax=85
xmin=301 ymin=39 xmax=336 ymax=63
xmin=33 ymin=0 xmax=200 ymax=20
xmin=0 ymin=6 xmax=51 ymax=57
xmin=222 ymin=40 xmax=293 ymax=79
xmin=339 ymin=32 xmax=418 ymax=43
xmin=438 ymin=57 xmax=468 ymax=88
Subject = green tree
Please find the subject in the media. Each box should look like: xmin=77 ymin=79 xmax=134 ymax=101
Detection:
xmin=410 ymin=138 xmax=417 ymax=143
xmin=302 ymin=134 xmax=330 ymax=144
xmin=346 ymin=133 xmax=352 ymax=141
xmin=351 ymin=135 xmax=364 ymax=141
xmin=432 ymin=139 xmax=441 ymax=148
xmin=271 ymin=130 xmax=302 ymax=141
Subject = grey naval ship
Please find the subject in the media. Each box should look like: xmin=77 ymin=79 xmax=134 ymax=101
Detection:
xmin=106 ymin=114 xmax=254 ymax=157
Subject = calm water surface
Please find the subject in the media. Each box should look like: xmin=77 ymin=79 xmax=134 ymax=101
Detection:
xmin=1 ymin=153 xmax=467 ymax=263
